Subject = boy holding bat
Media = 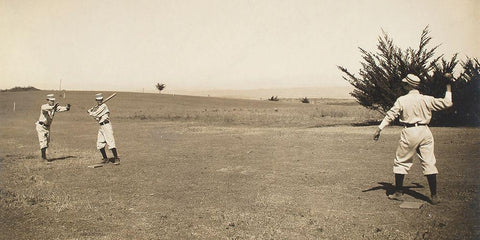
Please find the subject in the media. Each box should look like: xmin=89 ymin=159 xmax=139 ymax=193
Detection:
xmin=88 ymin=93 xmax=120 ymax=164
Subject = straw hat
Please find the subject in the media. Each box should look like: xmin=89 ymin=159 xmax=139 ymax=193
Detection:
xmin=402 ymin=74 xmax=421 ymax=88
xmin=95 ymin=93 xmax=103 ymax=100
xmin=46 ymin=94 xmax=55 ymax=101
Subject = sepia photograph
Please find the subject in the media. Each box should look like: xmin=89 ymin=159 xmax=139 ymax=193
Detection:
xmin=0 ymin=0 xmax=479 ymax=239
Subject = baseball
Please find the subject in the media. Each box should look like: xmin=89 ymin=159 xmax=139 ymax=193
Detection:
xmin=444 ymin=73 xmax=453 ymax=79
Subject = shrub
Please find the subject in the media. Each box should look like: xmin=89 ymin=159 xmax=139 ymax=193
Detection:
xmin=155 ymin=83 xmax=166 ymax=93
xmin=338 ymin=26 xmax=478 ymax=126
xmin=268 ymin=96 xmax=279 ymax=101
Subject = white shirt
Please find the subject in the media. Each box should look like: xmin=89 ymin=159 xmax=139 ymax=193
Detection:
xmin=38 ymin=103 xmax=68 ymax=126
xmin=88 ymin=103 xmax=110 ymax=123
xmin=378 ymin=90 xmax=452 ymax=129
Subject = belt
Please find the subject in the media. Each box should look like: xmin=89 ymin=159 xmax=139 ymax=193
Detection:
xmin=404 ymin=122 xmax=427 ymax=128
xmin=99 ymin=120 xmax=110 ymax=125
xmin=38 ymin=121 xmax=49 ymax=127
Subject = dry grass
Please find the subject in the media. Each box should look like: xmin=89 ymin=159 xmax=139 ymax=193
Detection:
xmin=0 ymin=90 xmax=478 ymax=239
xmin=0 ymin=91 xmax=381 ymax=128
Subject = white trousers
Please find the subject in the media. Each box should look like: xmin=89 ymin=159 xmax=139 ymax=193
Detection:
xmin=97 ymin=123 xmax=116 ymax=150
xmin=394 ymin=126 xmax=438 ymax=175
xmin=36 ymin=123 xmax=50 ymax=149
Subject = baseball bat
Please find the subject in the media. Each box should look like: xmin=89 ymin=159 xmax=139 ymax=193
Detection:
xmin=88 ymin=93 xmax=117 ymax=112
xmin=102 ymin=92 xmax=117 ymax=103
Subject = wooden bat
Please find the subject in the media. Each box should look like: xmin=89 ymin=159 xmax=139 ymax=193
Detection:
xmin=102 ymin=92 xmax=117 ymax=103
xmin=88 ymin=93 xmax=117 ymax=112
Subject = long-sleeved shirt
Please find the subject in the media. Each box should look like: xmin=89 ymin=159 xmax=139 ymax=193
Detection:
xmin=88 ymin=103 xmax=110 ymax=123
xmin=378 ymin=89 xmax=452 ymax=130
xmin=37 ymin=103 xmax=68 ymax=126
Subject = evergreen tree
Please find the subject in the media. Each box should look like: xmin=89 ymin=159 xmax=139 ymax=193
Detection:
xmin=338 ymin=26 xmax=443 ymax=115
xmin=155 ymin=83 xmax=166 ymax=93
xmin=453 ymin=58 xmax=480 ymax=125
xmin=337 ymin=26 xmax=480 ymax=126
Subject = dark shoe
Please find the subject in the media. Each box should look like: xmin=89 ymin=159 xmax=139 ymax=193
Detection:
xmin=112 ymin=157 xmax=120 ymax=165
xmin=430 ymin=194 xmax=440 ymax=205
xmin=388 ymin=192 xmax=404 ymax=201
xmin=99 ymin=158 xmax=109 ymax=164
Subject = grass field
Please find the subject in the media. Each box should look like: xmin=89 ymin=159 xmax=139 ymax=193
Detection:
xmin=0 ymin=90 xmax=479 ymax=239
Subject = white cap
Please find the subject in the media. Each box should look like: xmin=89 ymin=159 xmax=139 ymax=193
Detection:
xmin=46 ymin=94 xmax=55 ymax=101
xmin=402 ymin=74 xmax=421 ymax=88
xmin=95 ymin=93 xmax=103 ymax=100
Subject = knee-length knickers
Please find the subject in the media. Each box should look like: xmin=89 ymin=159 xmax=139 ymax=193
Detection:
xmin=97 ymin=123 xmax=116 ymax=150
xmin=394 ymin=125 xmax=437 ymax=175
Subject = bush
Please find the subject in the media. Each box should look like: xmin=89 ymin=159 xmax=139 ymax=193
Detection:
xmin=155 ymin=83 xmax=166 ymax=93
xmin=268 ymin=96 xmax=279 ymax=101
xmin=449 ymin=58 xmax=480 ymax=126
xmin=338 ymin=26 xmax=479 ymax=126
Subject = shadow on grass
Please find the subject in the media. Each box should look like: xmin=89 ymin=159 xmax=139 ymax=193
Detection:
xmin=363 ymin=182 xmax=431 ymax=203
xmin=309 ymin=119 xmax=381 ymax=128
xmin=351 ymin=119 xmax=381 ymax=126
xmin=48 ymin=156 xmax=76 ymax=162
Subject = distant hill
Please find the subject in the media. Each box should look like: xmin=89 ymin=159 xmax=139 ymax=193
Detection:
xmin=164 ymin=86 xmax=354 ymax=100
xmin=1 ymin=86 xmax=40 ymax=92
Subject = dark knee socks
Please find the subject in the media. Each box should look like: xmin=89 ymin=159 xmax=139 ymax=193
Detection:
xmin=41 ymin=148 xmax=47 ymax=159
xmin=426 ymin=174 xmax=437 ymax=196
xmin=100 ymin=148 xmax=108 ymax=159
xmin=100 ymin=147 xmax=118 ymax=159
xmin=111 ymin=148 xmax=118 ymax=159
xmin=394 ymin=174 xmax=437 ymax=196
xmin=395 ymin=174 xmax=405 ymax=193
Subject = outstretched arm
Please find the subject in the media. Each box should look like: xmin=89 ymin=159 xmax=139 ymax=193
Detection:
xmin=55 ymin=104 xmax=71 ymax=113
xmin=50 ymin=103 xmax=59 ymax=117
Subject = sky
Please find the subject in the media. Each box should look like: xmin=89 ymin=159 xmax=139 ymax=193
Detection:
xmin=0 ymin=0 xmax=479 ymax=93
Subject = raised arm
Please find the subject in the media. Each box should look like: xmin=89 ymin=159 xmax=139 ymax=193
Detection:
xmin=428 ymin=84 xmax=452 ymax=111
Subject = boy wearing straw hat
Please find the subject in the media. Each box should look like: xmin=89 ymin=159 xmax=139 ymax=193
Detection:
xmin=87 ymin=93 xmax=120 ymax=164
xmin=373 ymin=74 xmax=453 ymax=205
xmin=35 ymin=94 xmax=71 ymax=161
